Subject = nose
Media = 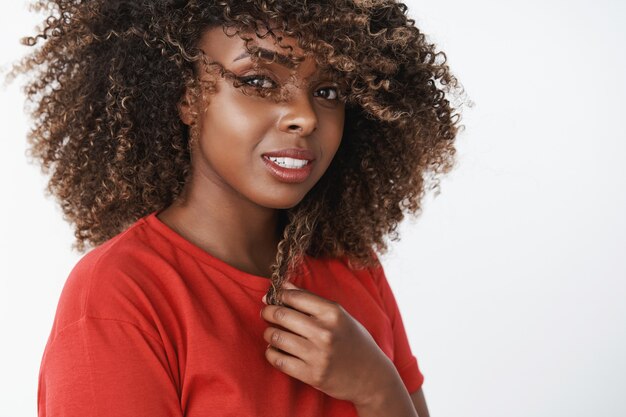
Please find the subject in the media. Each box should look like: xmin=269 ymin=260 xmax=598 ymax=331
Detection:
xmin=277 ymin=88 xmax=318 ymax=137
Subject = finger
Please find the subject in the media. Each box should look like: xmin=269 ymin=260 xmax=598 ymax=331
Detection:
xmin=261 ymin=304 xmax=320 ymax=339
xmin=264 ymin=344 xmax=309 ymax=382
xmin=277 ymin=286 xmax=336 ymax=319
xmin=261 ymin=282 xmax=300 ymax=304
xmin=263 ymin=326 xmax=314 ymax=361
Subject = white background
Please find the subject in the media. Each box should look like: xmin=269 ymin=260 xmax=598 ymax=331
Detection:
xmin=1 ymin=1 xmax=625 ymax=416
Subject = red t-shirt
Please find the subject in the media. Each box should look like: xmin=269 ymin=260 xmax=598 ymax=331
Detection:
xmin=38 ymin=211 xmax=424 ymax=417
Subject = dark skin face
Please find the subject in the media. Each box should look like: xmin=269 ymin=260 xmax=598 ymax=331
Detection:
xmin=157 ymin=25 xmax=345 ymax=277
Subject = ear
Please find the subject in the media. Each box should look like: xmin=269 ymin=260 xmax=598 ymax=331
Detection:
xmin=177 ymin=88 xmax=194 ymax=126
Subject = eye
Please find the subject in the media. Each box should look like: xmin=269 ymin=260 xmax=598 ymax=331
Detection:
xmin=314 ymin=86 xmax=342 ymax=101
xmin=237 ymin=73 xmax=344 ymax=102
xmin=239 ymin=74 xmax=277 ymax=89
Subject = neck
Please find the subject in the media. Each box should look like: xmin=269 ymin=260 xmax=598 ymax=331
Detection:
xmin=157 ymin=174 xmax=284 ymax=278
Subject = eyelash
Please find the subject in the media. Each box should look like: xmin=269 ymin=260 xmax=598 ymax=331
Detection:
xmin=238 ymin=74 xmax=343 ymax=101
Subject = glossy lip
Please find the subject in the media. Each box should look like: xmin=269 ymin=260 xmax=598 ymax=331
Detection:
xmin=262 ymin=155 xmax=315 ymax=184
xmin=261 ymin=148 xmax=316 ymax=161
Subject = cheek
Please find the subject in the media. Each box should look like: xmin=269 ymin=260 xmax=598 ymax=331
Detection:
xmin=321 ymin=111 xmax=345 ymax=159
xmin=200 ymin=91 xmax=273 ymax=157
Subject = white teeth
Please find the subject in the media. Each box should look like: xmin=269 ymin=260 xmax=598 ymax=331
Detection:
xmin=267 ymin=156 xmax=309 ymax=169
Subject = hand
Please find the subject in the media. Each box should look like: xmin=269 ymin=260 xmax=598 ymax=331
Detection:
xmin=260 ymin=281 xmax=397 ymax=405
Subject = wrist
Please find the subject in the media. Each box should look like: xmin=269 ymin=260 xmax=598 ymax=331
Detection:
xmin=352 ymin=359 xmax=417 ymax=417
xmin=352 ymin=355 xmax=397 ymax=407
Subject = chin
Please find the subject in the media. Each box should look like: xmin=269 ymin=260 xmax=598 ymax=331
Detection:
xmin=255 ymin=192 xmax=308 ymax=210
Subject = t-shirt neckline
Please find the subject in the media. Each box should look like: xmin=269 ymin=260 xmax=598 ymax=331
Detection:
xmin=144 ymin=210 xmax=304 ymax=292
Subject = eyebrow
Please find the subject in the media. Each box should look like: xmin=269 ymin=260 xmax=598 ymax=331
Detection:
xmin=232 ymin=47 xmax=299 ymax=69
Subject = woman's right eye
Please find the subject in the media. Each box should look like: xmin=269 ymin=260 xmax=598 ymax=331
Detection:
xmin=239 ymin=75 xmax=277 ymax=89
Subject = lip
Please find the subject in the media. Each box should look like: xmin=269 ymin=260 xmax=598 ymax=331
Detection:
xmin=261 ymin=154 xmax=315 ymax=184
xmin=261 ymin=148 xmax=316 ymax=161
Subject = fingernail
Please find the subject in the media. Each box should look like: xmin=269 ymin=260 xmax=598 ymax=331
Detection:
xmin=262 ymin=294 xmax=267 ymax=304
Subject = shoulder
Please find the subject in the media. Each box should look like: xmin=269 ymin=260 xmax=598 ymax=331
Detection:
xmin=326 ymin=251 xmax=385 ymax=286
xmin=309 ymin=250 xmax=381 ymax=274
xmin=49 ymin=216 xmax=166 ymax=339
xmin=304 ymin=252 xmax=384 ymax=301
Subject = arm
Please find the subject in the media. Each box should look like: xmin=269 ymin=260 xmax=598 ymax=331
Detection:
xmin=352 ymin=365 xmax=430 ymax=417
xmin=352 ymin=360 xmax=418 ymax=417
xmin=411 ymin=388 xmax=431 ymax=417
xmin=368 ymin=256 xmax=429 ymax=416
xmin=38 ymin=317 xmax=182 ymax=417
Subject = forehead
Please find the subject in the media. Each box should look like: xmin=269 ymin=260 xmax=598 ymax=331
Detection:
xmin=198 ymin=25 xmax=320 ymax=75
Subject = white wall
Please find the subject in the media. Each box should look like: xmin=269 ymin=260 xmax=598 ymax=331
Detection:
xmin=1 ymin=1 xmax=624 ymax=416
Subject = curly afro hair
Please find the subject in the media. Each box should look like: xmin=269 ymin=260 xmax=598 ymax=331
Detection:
xmin=11 ymin=0 xmax=466 ymax=305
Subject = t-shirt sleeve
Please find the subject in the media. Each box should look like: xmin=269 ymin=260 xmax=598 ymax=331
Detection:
xmin=370 ymin=257 xmax=425 ymax=393
xmin=38 ymin=316 xmax=183 ymax=417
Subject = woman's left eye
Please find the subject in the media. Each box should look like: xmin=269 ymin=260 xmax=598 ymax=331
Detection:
xmin=314 ymin=87 xmax=341 ymax=101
